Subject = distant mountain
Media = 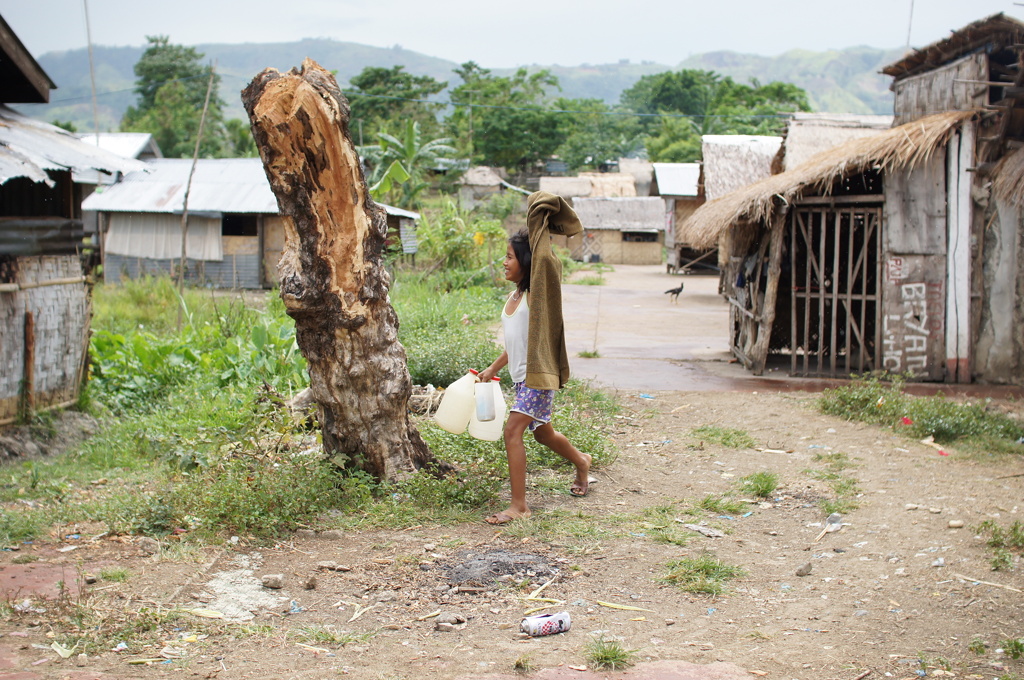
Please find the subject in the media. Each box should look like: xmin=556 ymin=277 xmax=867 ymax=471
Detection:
xmin=678 ymin=47 xmax=906 ymax=115
xmin=16 ymin=40 xmax=902 ymax=134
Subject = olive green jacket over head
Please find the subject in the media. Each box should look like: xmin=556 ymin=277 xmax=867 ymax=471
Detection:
xmin=525 ymin=191 xmax=583 ymax=390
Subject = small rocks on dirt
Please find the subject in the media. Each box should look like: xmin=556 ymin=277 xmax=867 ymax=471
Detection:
xmin=948 ymin=519 xmax=965 ymax=529
xmin=319 ymin=530 xmax=344 ymax=540
xmin=795 ymin=562 xmax=813 ymax=577
xmin=294 ymin=529 xmax=317 ymax=538
xmin=302 ymin=576 xmax=317 ymax=590
xmin=434 ymin=612 xmax=467 ymax=631
xmin=83 ymin=573 xmax=98 ymax=584
xmin=928 ymin=507 xmax=942 ymax=514
xmin=75 ymin=653 xmax=87 ymax=667
xmin=316 ymin=561 xmax=351 ymax=572
xmin=261 ymin=574 xmax=284 ymax=589
xmin=136 ymin=537 xmax=160 ymax=555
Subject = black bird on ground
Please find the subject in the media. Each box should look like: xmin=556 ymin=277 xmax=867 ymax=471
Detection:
xmin=665 ymin=283 xmax=684 ymax=303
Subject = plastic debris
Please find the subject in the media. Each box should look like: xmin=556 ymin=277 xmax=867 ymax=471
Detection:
xmin=596 ymin=600 xmax=655 ymax=612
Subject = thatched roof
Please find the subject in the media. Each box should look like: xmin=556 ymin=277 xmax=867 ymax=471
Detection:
xmin=781 ymin=113 xmax=893 ymax=171
xmin=580 ymin=172 xmax=636 ymax=197
xmin=702 ymin=135 xmax=782 ymax=201
xmin=883 ymin=13 xmax=1024 ymax=81
xmin=679 ymin=110 xmax=977 ymax=249
xmin=538 ymin=176 xmax=592 ymax=197
xmin=993 ymin=145 xmax=1024 ymax=207
xmin=572 ymin=197 xmax=664 ymax=231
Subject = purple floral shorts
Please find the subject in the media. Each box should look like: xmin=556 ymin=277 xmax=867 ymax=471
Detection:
xmin=511 ymin=382 xmax=555 ymax=431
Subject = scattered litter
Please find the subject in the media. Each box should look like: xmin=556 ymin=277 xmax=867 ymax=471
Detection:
xmin=57 ymin=546 xmax=78 ymax=553
xmin=638 ymin=394 xmax=655 ymax=400
xmin=596 ymin=600 xmax=655 ymax=613
xmin=50 ymin=641 xmax=76 ymax=659
xmin=348 ymin=603 xmax=376 ymax=623
xmin=674 ymin=522 xmax=725 ymax=538
xmin=113 ymin=642 xmax=129 ymax=652
xmin=416 ymin=609 xmax=441 ymax=621
xmin=13 ymin=599 xmax=45 ymax=614
xmin=931 ymin=558 xmax=945 ymax=568
xmin=920 ymin=436 xmax=948 ymax=456
xmin=296 ymin=642 xmax=329 ymax=654
xmin=287 ymin=601 xmax=303 ymax=615
xmin=742 ymin=512 xmax=754 ymax=518
xmin=706 ymin=608 xmax=717 ymax=615
xmin=814 ymin=513 xmax=843 ymax=542
xmin=180 ymin=608 xmax=225 ymax=619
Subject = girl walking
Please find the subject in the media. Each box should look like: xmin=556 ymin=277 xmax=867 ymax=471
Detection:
xmin=477 ymin=192 xmax=592 ymax=525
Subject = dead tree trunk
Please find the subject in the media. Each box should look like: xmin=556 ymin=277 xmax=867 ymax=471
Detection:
xmin=242 ymin=58 xmax=435 ymax=481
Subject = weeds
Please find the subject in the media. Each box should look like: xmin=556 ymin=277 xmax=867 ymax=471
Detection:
xmin=99 ymin=567 xmax=131 ymax=583
xmin=696 ymin=494 xmax=745 ymax=515
xmin=691 ymin=425 xmax=757 ymax=449
xmin=1003 ymin=637 xmax=1024 ymax=659
xmin=976 ymin=520 xmax=1024 ymax=570
xmin=578 ymin=349 xmax=601 ymax=358
xmin=584 ymin=635 xmax=637 ymax=670
xmin=663 ymin=552 xmax=745 ymax=594
xmin=512 ymin=654 xmax=535 ymax=673
xmin=739 ymin=471 xmax=779 ymax=498
xmin=819 ymin=375 xmax=1024 ymax=450
xmin=804 ymin=451 xmax=861 ymax=514
xmin=573 ymin=275 xmax=605 ymax=286
xmin=292 ymin=625 xmax=372 ymax=646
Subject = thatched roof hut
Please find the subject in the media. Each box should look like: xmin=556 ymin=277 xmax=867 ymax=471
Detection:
xmin=701 ymin=135 xmax=782 ymax=201
xmin=680 ymin=110 xmax=976 ymax=249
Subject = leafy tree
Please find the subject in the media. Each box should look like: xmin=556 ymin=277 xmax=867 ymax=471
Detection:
xmin=121 ymin=35 xmax=227 ymax=158
xmin=347 ymin=66 xmax=447 ymax=141
xmin=620 ymin=69 xmax=812 ymax=161
xmin=446 ymin=62 xmax=564 ymax=171
xmin=52 ymin=119 xmax=77 ymax=133
xmin=359 ymin=120 xmax=457 ymax=208
xmin=225 ymin=119 xmax=258 ymax=158
xmin=552 ymin=98 xmax=643 ymax=171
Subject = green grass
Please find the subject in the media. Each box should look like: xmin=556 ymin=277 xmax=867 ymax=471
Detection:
xmin=695 ymin=494 xmax=745 ymax=515
xmin=584 ymin=636 xmax=637 ymax=670
xmin=819 ymin=375 xmax=1024 ymax=451
xmin=976 ymin=520 xmax=1024 ymax=570
xmin=99 ymin=567 xmax=131 ymax=583
xmin=662 ymin=552 xmax=745 ymax=595
xmin=804 ymin=451 xmax=861 ymax=514
xmin=739 ymin=471 xmax=779 ymax=498
xmin=691 ymin=425 xmax=757 ymax=449
xmin=578 ymin=349 xmax=600 ymax=358
xmin=291 ymin=626 xmax=373 ymax=646
xmin=499 ymin=509 xmax=612 ymax=554
xmin=573 ymin=275 xmax=605 ymax=286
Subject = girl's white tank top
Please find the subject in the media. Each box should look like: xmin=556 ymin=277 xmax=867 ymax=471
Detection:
xmin=502 ymin=291 xmax=529 ymax=384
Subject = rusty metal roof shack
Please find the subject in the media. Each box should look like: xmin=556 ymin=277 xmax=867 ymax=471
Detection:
xmin=0 ymin=16 xmax=146 ymax=425
xmin=83 ymin=158 xmax=419 ymax=289
xmin=675 ymin=15 xmax=1024 ymax=386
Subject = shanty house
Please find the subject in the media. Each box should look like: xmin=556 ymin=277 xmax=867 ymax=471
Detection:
xmin=650 ymin=163 xmax=711 ymax=271
xmin=458 ymin=166 xmax=504 ymax=210
xmin=539 ymin=172 xmax=637 ymax=199
xmin=571 ymin=197 xmax=666 ymax=265
xmin=0 ymin=17 xmax=145 ymax=424
xmin=679 ymin=14 xmax=1024 ymax=385
xmin=83 ymin=158 xmax=419 ymax=289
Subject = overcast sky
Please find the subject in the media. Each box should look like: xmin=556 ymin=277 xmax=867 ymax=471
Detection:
xmin=3 ymin=0 xmax=1021 ymax=67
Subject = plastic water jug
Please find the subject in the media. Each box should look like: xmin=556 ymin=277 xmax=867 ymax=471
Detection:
xmin=434 ymin=370 xmax=477 ymax=434
xmin=469 ymin=378 xmax=506 ymax=441
xmin=475 ymin=380 xmax=496 ymax=422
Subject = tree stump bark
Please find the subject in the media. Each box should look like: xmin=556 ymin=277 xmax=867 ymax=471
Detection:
xmin=242 ymin=58 xmax=435 ymax=481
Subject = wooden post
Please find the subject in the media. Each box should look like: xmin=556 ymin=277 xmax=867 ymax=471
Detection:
xmin=242 ymin=59 xmax=441 ymax=481
xmin=751 ymin=206 xmax=789 ymax=375
xmin=22 ymin=310 xmax=35 ymax=418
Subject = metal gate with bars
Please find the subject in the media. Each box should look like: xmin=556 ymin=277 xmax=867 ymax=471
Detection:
xmin=788 ymin=202 xmax=882 ymax=376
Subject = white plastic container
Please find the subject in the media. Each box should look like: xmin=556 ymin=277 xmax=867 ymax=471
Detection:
xmin=434 ymin=370 xmax=478 ymax=434
xmin=468 ymin=378 xmax=506 ymax=441
xmin=474 ymin=380 xmax=496 ymax=422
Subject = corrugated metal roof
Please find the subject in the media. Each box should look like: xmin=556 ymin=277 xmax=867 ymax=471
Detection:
xmin=83 ymin=158 xmax=278 ymax=214
xmin=0 ymin=105 xmax=146 ymax=186
xmin=83 ymin=157 xmax=421 ymax=220
xmin=652 ymin=163 xmax=701 ymax=197
xmin=75 ymin=132 xmax=163 ymax=160
xmin=572 ymin=197 xmax=665 ymax=231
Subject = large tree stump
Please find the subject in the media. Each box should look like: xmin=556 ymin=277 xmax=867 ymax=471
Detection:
xmin=242 ymin=58 xmax=435 ymax=481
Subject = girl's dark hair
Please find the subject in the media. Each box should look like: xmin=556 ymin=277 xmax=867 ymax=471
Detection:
xmin=509 ymin=229 xmax=532 ymax=293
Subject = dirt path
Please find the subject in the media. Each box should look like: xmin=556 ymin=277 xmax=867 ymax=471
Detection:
xmin=2 ymin=267 xmax=1023 ymax=679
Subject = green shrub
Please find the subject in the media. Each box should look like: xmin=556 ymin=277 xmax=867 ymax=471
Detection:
xmin=691 ymin=425 xmax=757 ymax=449
xmin=819 ymin=375 xmax=1024 ymax=446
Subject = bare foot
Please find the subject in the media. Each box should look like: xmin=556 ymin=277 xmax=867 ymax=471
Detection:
xmin=484 ymin=508 xmax=532 ymax=525
xmin=570 ymin=453 xmax=593 ymax=497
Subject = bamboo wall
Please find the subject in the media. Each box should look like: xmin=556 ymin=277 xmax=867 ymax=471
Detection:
xmin=0 ymin=255 xmax=90 ymax=423
xmin=892 ymin=53 xmax=987 ymax=125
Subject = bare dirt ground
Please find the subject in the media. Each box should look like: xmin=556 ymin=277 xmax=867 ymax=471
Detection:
xmin=2 ymin=389 xmax=1024 ymax=680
